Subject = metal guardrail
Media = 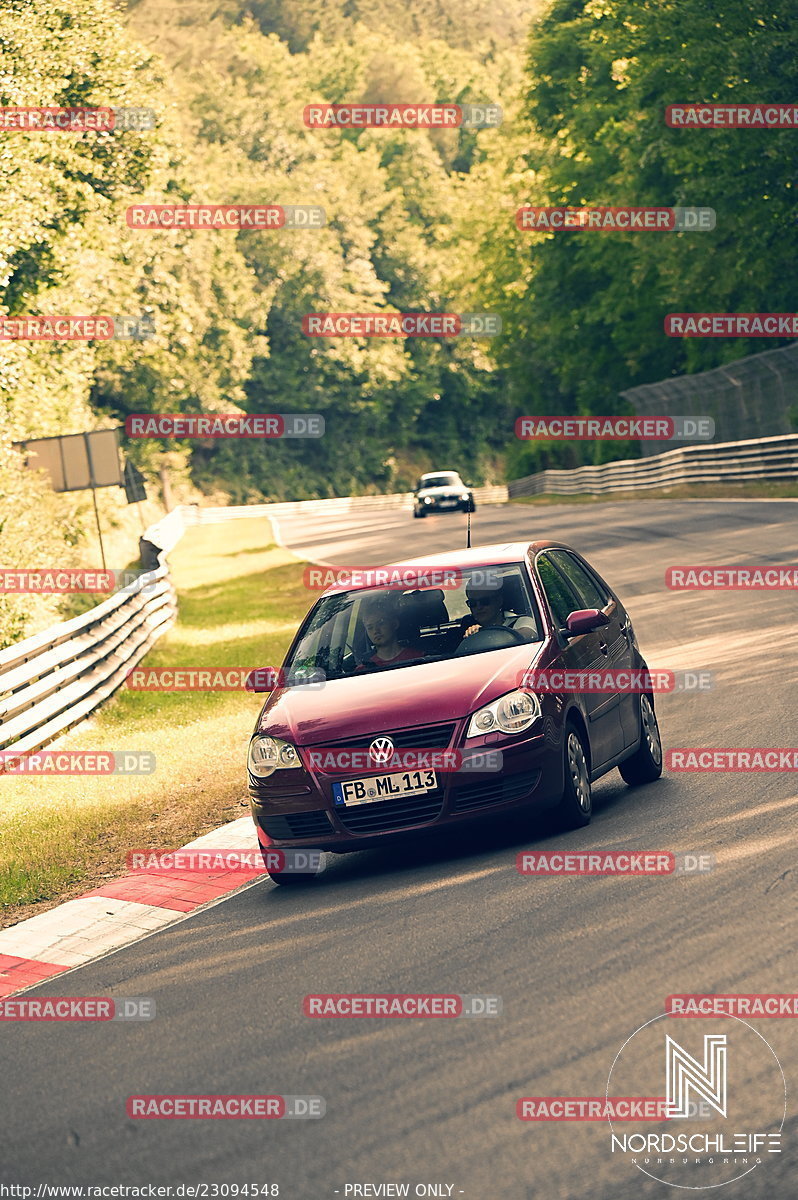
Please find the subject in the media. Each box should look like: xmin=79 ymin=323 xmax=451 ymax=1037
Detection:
xmin=0 ymin=557 xmax=177 ymax=759
xmin=507 ymin=434 xmax=798 ymax=497
xmin=0 ymin=485 xmax=508 ymax=757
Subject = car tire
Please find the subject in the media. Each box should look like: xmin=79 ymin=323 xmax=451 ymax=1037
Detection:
xmin=415 ymin=509 xmax=426 ymax=518
xmin=618 ymin=694 xmax=663 ymax=786
xmin=553 ymin=722 xmax=592 ymax=829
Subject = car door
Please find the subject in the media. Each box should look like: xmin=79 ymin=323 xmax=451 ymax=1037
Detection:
xmin=546 ymin=549 xmax=637 ymax=752
xmin=535 ymin=552 xmax=623 ymax=770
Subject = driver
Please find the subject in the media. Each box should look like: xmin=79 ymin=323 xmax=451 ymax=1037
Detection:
xmin=462 ymin=581 xmax=537 ymax=641
xmin=360 ymin=598 xmax=420 ymax=667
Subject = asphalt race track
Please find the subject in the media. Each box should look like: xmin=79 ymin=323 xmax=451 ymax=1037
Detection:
xmin=2 ymin=498 xmax=798 ymax=1199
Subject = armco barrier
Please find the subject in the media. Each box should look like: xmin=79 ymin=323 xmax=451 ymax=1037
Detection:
xmin=508 ymin=434 xmax=798 ymax=497
xmin=0 ymin=561 xmax=176 ymax=759
xmin=0 ymin=485 xmax=507 ymax=755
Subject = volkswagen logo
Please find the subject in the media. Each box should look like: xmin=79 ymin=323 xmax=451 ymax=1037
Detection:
xmin=369 ymin=736 xmax=395 ymax=765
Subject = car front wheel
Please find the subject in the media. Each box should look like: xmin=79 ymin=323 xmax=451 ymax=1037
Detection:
xmin=618 ymin=694 xmax=663 ymax=786
xmin=554 ymin=723 xmax=592 ymax=829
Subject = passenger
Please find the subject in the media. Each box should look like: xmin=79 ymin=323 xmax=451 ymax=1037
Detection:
xmin=360 ymin=598 xmax=420 ymax=667
xmin=462 ymin=581 xmax=537 ymax=641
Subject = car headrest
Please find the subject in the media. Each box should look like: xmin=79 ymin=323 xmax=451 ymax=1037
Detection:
xmin=498 ymin=575 xmax=525 ymax=615
xmin=399 ymin=589 xmax=450 ymax=634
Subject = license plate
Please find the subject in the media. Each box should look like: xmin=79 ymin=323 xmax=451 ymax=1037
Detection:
xmin=438 ymin=499 xmax=456 ymax=507
xmin=333 ymin=769 xmax=437 ymax=807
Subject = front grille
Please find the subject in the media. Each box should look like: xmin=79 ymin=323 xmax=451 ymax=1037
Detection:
xmin=335 ymin=789 xmax=444 ymax=834
xmin=262 ymin=810 xmax=333 ymax=839
xmin=451 ymin=772 xmax=539 ymax=813
xmin=321 ymin=723 xmax=456 ymax=752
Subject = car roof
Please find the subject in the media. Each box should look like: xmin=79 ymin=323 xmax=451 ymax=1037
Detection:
xmin=420 ymin=470 xmax=460 ymax=478
xmin=389 ymin=540 xmax=565 ymax=569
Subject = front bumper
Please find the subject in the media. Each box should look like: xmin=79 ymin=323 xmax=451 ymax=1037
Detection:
xmin=415 ymin=494 xmax=471 ymax=512
xmin=249 ymin=725 xmax=562 ymax=853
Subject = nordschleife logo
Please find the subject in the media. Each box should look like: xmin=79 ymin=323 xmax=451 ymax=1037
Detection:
xmin=606 ymin=1013 xmax=785 ymax=1189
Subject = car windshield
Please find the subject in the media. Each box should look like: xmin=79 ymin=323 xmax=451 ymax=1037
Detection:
xmin=284 ymin=563 xmax=543 ymax=681
xmin=420 ymin=474 xmax=461 ymax=488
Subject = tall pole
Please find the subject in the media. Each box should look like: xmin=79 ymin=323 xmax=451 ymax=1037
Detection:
xmin=90 ymin=483 xmax=107 ymax=570
xmin=84 ymin=433 xmax=107 ymax=571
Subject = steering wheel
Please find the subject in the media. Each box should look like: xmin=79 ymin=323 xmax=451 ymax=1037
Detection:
xmin=477 ymin=623 xmax=528 ymax=643
xmin=454 ymin=624 xmax=528 ymax=655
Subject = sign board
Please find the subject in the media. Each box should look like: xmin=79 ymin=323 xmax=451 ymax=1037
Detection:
xmin=13 ymin=429 xmax=123 ymax=492
xmin=123 ymin=460 xmax=147 ymax=503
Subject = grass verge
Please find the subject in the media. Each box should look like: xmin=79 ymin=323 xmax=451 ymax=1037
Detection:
xmin=508 ymin=480 xmax=798 ymax=505
xmin=0 ymin=517 xmax=311 ymax=929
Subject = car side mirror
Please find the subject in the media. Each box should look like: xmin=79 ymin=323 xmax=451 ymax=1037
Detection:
xmin=564 ymin=608 xmax=610 ymax=636
xmin=246 ymin=668 xmax=280 ymax=692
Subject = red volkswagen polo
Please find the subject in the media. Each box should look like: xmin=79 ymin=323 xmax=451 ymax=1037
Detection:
xmin=248 ymin=542 xmax=663 ymax=883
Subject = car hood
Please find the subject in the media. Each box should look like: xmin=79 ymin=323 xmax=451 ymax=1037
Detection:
xmin=257 ymin=642 xmax=546 ymax=744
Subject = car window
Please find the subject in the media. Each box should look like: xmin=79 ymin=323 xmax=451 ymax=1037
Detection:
xmin=421 ymin=474 xmax=460 ymax=488
xmin=548 ymin=550 xmax=610 ymax=610
xmin=283 ymin=563 xmax=542 ymax=679
xmin=536 ymin=553 xmax=583 ymax=627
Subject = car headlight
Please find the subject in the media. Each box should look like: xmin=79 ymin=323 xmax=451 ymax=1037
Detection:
xmin=248 ymin=734 xmax=301 ymax=778
xmin=466 ymin=690 xmax=541 ymax=738
xmin=461 ymin=493 xmax=470 ymax=501
xmin=423 ymin=495 xmax=433 ymax=504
